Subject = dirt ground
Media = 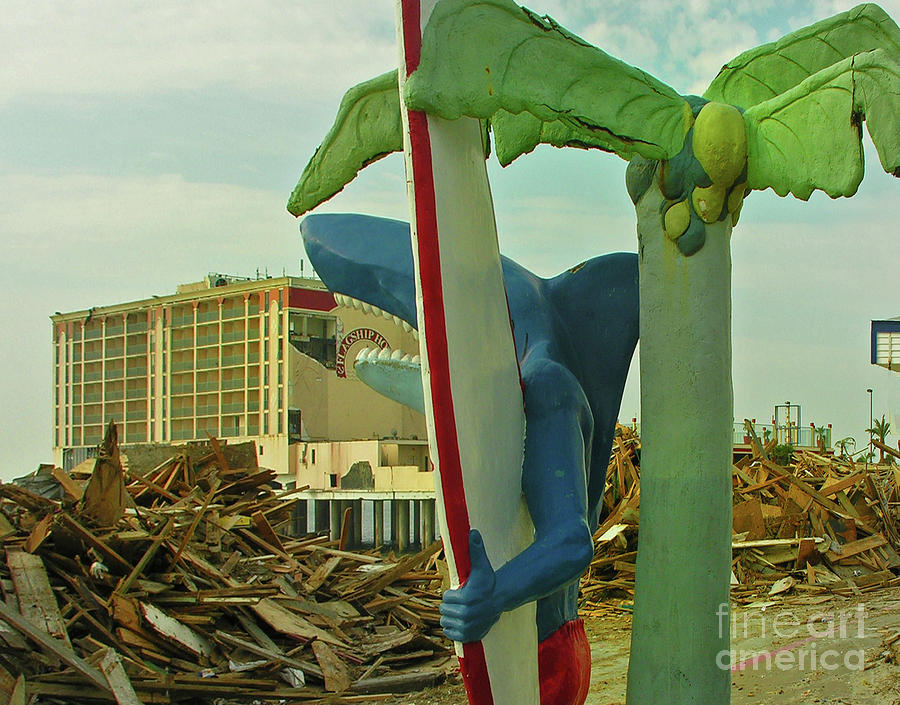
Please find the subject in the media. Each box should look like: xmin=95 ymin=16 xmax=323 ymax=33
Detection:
xmin=377 ymin=587 xmax=900 ymax=705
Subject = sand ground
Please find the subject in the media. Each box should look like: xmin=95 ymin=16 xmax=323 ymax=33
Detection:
xmin=379 ymin=587 xmax=900 ymax=705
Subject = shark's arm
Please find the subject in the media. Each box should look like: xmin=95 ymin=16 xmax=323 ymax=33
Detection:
xmin=440 ymin=354 xmax=595 ymax=643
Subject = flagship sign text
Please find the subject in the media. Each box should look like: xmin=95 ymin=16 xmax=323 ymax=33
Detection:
xmin=336 ymin=328 xmax=389 ymax=378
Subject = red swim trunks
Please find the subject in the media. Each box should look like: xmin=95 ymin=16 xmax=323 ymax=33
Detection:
xmin=539 ymin=619 xmax=591 ymax=705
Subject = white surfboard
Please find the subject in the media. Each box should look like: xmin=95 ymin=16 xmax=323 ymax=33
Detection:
xmin=396 ymin=2 xmax=540 ymax=704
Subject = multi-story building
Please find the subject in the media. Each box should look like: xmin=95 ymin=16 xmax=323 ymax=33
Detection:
xmin=50 ymin=273 xmax=427 ymax=483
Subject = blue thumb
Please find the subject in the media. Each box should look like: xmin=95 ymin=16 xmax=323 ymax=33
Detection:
xmin=464 ymin=529 xmax=494 ymax=592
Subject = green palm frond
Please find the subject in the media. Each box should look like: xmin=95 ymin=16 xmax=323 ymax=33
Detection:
xmin=705 ymin=3 xmax=900 ymax=109
xmin=744 ymin=48 xmax=900 ymax=199
xmin=287 ymin=71 xmax=402 ymax=217
xmin=405 ymin=0 xmax=692 ymax=164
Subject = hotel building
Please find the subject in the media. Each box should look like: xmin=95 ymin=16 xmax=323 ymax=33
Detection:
xmin=50 ymin=273 xmax=428 ymax=488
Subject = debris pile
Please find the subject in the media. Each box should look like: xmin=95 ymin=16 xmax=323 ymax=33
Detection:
xmin=580 ymin=423 xmax=900 ymax=614
xmin=0 ymin=422 xmax=452 ymax=704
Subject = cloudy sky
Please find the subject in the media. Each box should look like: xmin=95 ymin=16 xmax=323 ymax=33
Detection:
xmin=2 ymin=0 xmax=898 ymax=479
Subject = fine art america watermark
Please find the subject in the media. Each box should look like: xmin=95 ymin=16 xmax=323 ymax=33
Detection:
xmin=715 ymin=603 xmax=867 ymax=672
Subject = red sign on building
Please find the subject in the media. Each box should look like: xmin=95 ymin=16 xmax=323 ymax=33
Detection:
xmin=335 ymin=328 xmax=388 ymax=378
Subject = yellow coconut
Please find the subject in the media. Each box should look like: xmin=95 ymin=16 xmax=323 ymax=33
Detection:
xmin=692 ymin=102 xmax=747 ymax=187
xmin=691 ymin=184 xmax=726 ymax=223
xmin=664 ymin=200 xmax=691 ymax=240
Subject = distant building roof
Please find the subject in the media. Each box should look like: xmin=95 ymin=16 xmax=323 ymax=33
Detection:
xmin=871 ymin=319 xmax=900 ymax=372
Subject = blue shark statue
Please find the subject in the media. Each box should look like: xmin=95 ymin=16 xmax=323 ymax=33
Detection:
xmin=300 ymin=213 xmax=638 ymax=700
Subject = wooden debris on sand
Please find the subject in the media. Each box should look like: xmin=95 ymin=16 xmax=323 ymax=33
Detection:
xmin=579 ymin=423 xmax=900 ymax=615
xmin=0 ymin=422 xmax=453 ymax=704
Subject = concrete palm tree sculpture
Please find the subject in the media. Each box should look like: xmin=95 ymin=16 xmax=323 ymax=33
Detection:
xmin=288 ymin=2 xmax=900 ymax=703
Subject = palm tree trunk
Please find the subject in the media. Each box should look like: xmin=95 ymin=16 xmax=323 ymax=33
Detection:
xmin=626 ymin=178 xmax=733 ymax=704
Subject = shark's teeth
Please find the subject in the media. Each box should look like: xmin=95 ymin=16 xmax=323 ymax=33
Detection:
xmin=332 ymin=292 xmax=420 ymax=339
xmin=353 ymin=345 xmax=423 ymax=369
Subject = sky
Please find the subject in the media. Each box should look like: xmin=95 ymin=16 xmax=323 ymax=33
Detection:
xmin=1 ymin=0 xmax=898 ymax=479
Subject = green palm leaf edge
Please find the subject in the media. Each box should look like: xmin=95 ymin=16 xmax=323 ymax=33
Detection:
xmin=745 ymin=48 xmax=900 ymax=199
xmin=287 ymin=71 xmax=402 ymax=217
xmin=405 ymin=0 xmax=692 ymax=165
xmin=705 ymin=3 xmax=900 ymax=109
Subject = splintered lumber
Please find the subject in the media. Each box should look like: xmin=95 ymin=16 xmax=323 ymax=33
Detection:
xmin=51 ymin=467 xmax=84 ymax=501
xmin=79 ymin=422 xmax=127 ymax=526
xmin=251 ymin=598 xmax=344 ymax=646
xmin=580 ymin=424 xmax=900 ymax=608
xmin=98 ymin=648 xmax=144 ymax=705
xmin=350 ymin=670 xmax=447 ymax=695
xmin=116 ymin=518 xmax=176 ymax=596
xmin=826 ymin=534 xmax=888 ymax=563
xmin=138 ymin=601 xmax=212 ymax=659
xmin=58 ymin=514 xmax=133 ymax=573
xmin=213 ymin=630 xmax=322 ymax=677
xmin=311 ymin=639 xmax=352 ymax=692
xmin=0 ymin=601 xmax=109 ymax=692
xmin=0 ymin=425 xmax=461 ymax=701
xmin=6 ymin=550 xmax=70 ymax=647
xmin=733 ymin=499 xmax=765 ymax=540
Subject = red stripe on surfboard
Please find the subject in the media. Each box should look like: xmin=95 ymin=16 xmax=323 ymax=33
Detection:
xmin=408 ymin=107 xmax=494 ymax=705
xmin=400 ymin=2 xmax=492 ymax=703
xmin=405 ymin=111 xmax=472 ymax=580
xmin=460 ymin=643 xmax=493 ymax=705
xmin=401 ymin=0 xmax=421 ymax=78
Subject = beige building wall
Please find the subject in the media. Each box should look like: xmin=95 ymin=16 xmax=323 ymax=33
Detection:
xmin=298 ymin=439 xmax=432 ymax=491
xmin=288 ymin=303 xmax=426 ymax=442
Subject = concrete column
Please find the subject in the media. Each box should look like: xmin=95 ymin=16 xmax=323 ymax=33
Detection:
xmin=390 ymin=499 xmax=399 ymax=548
xmin=329 ymin=500 xmax=341 ymax=542
xmin=292 ymin=499 xmax=308 ymax=537
xmin=373 ymin=500 xmax=385 ymax=548
xmin=315 ymin=500 xmax=329 ymax=533
xmin=396 ymin=500 xmax=410 ymax=553
xmin=351 ymin=499 xmax=363 ymax=548
xmin=423 ymin=499 xmax=436 ymax=546
xmin=413 ymin=500 xmax=421 ymax=548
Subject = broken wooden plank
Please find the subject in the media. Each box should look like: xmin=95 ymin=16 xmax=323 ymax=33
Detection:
xmin=79 ymin=421 xmax=127 ymax=526
xmin=58 ymin=514 xmax=133 ymax=573
xmin=826 ymin=534 xmax=888 ymax=563
xmin=251 ymin=598 xmax=344 ymax=647
xmin=6 ymin=549 xmax=71 ymax=647
xmin=168 ymin=479 xmax=221 ymax=569
xmin=23 ymin=514 xmax=54 ymax=554
xmin=311 ymin=639 xmax=352 ymax=693
xmin=251 ymin=510 xmax=284 ymax=553
xmin=51 ymin=467 xmax=85 ymax=501
xmin=116 ymin=518 xmax=177 ymax=596
xmin=306 ymin=556 xmax=342 ymax=593
xmin=213 ymin=630 xmax=322 ymax=679
xmin=350 ymin=669 xmax=446 ymax=695
xmin=0 ymin=600 xmax=109 ymax=692
xmin=98 ymin=648 xmax=144 ymax=705
xmin=138 ymin=601 xmax=212 ymax=659
xmin=732 ymin=498 xmax=765 ymax=540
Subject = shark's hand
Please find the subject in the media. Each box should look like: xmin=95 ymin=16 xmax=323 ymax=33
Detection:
xmin=439 ymin=529 xmax=500 ymax=643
